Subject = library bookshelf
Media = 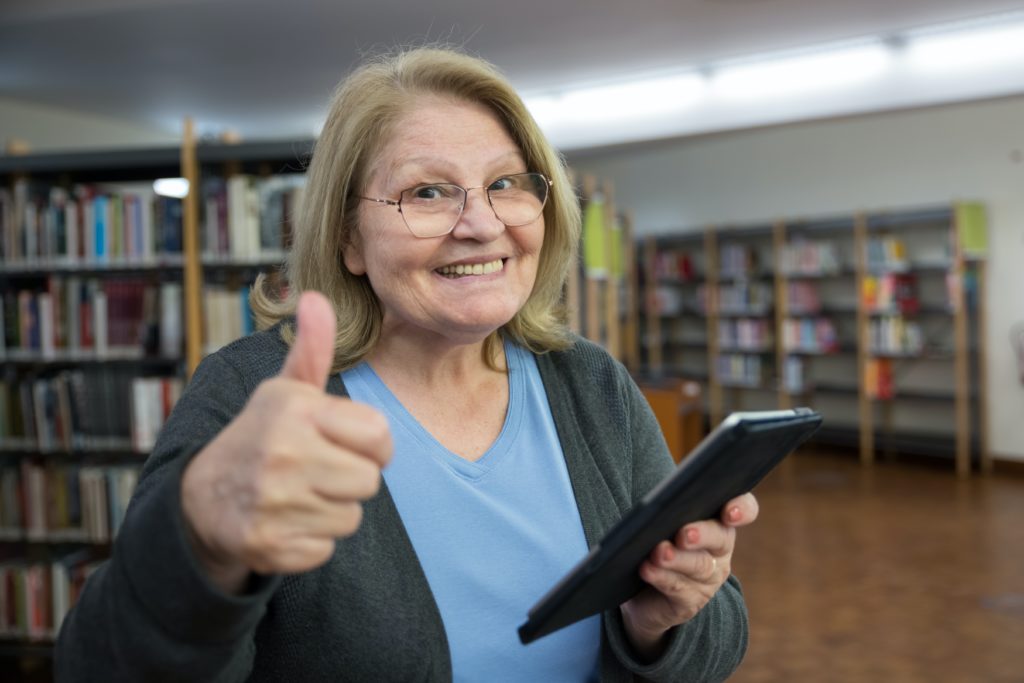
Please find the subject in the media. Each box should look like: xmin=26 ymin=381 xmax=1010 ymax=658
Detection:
xmin=638 ymin=204 xmax=989 ymax=478
xmin=0 ymin=124 xmax=314 ymax=672
xmin=0 ymin=141 xmax=188 ymax=671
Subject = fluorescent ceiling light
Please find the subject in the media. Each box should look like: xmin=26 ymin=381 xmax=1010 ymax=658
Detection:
xmin=524 ymin=9 xmax=1024 ymax=149
xmin=712 ymin=42 xmax=891 ymax=100
xmin=905 ymin=14 xmax=1024 ymax=71
xmin=526 ymin=73 xmax=705 ymax=128
xmin=153 ymin=177 xmax=189 ymax=198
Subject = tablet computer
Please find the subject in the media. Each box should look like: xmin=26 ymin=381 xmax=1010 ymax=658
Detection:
xmin=518 ymin=407 xmax=822 ymax=645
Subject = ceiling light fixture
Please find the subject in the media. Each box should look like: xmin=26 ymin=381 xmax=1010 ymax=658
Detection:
xmin=523 ymin=9 xmax=1024 ymax=149
xmin=525 ymin=72 xmax=705 ymax=129
xmin=904 ymin=12 xmax=1024 ymax=71
xmin=711 ymin=41 xmax=891 ymax=100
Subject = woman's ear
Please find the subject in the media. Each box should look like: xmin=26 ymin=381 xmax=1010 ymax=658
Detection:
xmin=342 ymin=230 xmax=366 ymax=275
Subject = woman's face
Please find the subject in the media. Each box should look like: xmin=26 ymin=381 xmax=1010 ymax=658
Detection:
xmin=345 ymin=98 xmax=545 ymax=347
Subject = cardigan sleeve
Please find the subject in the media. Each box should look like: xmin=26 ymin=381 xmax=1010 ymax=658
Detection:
xmin=54 ymin=349 xmax=282 ymax=683
xmin=602 ymin=360 xmax=749 ymax=683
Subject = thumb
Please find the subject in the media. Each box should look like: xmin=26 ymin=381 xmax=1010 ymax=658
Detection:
xmin=280 ymin=291 xmax=337 ymax=388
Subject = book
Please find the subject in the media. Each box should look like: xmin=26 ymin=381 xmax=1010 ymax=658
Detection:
xmin=159 ymin=282 xmax=182 ymax=358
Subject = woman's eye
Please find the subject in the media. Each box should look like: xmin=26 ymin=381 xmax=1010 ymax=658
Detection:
xmin=408 ymin=184 xmax=461 ymax=202
xmin=411 ymin=185 xmax=444 ymax=200
xmin=488 ymin=177 xmax=515 ymax=192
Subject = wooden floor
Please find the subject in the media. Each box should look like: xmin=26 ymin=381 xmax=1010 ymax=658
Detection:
xmin=731 ymin=449 xmax=1024 ymax=683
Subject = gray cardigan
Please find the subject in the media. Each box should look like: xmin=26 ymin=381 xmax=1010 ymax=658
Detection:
xmin=56 ymin=329 xmax=748 ymax=682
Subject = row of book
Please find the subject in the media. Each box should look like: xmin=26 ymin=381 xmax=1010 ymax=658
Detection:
xmin=718 ymin=318 xmax=773 ymax=351
xmin=862 ymin=273 xmax=919 ymax=313
xmin=0 ymin=550 xmax=102 ymax=640
xmin=203 ymin=285 xmax=256 ymax=355
xmin=200 ymin=174 xmax=304 ymax=261
xmin=779 ymin=240 xmax=842 ymax=276
xmin=1 ymin=277 xmax=183 ymax=361
xmin=701 ymin=282 xmax=774 ymax=315
xmin=0 ymin=370 xmax=181 ymax=453
xmin=651 ymin=285 xmax=692 ymax=317
xmin=786 ymin=281 xmax=823 ymax=314
xmin=652 ymin=282 xmax=775 ymax=317
xmin=718 ymin=244 xmax=762 ymax=279
xmin=782 ymin=356 xmax=809 ymax=393
xmin=869 ymin=316 xmax=925 ymax=355
xmin=715 ymin=353 xmax=767 ymax=388
xmin=0 ymin=175 xmax=305 ymax=267
xmin=652 ymin=250 xmax=699 ymax=281
xmin=782 ymin=317 xmax=840 ymax=354
xmin=0 ymin=181 xmax=184 ymax=265
xmin=0 ymin=463 xmax=139 ymax=544
xmin=864 ymin=358 xmax=896 ymax=399
xmin=865 ymin=236 xmax=909 ymax=270
xmin=129 ymin=377 xmax=183 ymax=452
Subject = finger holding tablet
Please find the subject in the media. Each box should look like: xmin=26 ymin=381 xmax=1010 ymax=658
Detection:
xmin=518 ymin=409 xmax=821 ymax=648
xmin=619 ymin=491 xmax=759 ymax=659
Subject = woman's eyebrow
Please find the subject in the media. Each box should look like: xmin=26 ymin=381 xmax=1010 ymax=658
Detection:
xmin=389 ymin=151 xmax=526 ymax=179
xmin=374 ymin=151 xmax=528 ymax=195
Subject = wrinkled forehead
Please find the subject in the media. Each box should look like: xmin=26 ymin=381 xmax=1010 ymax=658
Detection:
xmin=362 ymin=96 xmax=526 ymax=191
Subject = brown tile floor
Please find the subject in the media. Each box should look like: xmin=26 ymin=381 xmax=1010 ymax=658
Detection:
xmin=731 ymin=450 xmax=1024 ymax=683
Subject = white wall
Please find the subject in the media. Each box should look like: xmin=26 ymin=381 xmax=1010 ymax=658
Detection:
xmin=0 ymin=98 xmax=177 ymax=152
xmin=573 ymin=95 xmax=1024 ymax=461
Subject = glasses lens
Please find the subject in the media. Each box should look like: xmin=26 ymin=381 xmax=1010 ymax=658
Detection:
xmin=487 ymin=173 xmax=549 ymax=227
xmin=400 ymin=183 xmax=465 ymax=237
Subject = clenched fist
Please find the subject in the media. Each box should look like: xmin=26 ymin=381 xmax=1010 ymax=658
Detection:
xmin=181 ymin=291 xmax=393 ymax=593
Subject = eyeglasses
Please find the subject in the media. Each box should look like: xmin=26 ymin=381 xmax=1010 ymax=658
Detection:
xmin=360 ymin=172 xmax=552 ymax=238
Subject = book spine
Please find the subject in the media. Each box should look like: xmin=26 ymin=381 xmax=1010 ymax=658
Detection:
xmin=37 ymin=293 xmax=55 ymax=361
xmin=93 ymin=286 xmax=108 ymax=359
xmin=159 ymin=283 xmax=182 ymax=358
xmin=93 ymin=195 xmax=107 ymax=263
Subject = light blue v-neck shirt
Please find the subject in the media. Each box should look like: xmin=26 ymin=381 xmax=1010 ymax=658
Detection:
xmin=341 ymin=340 xmax=600 ymax=682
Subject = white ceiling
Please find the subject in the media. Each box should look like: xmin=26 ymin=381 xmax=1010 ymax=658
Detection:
xmin=4 ymin=0 xmax=1024 ymax=144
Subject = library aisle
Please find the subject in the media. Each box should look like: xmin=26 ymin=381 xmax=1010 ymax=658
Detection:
xmin=732 ymin=449 xmax=1024 ymax=683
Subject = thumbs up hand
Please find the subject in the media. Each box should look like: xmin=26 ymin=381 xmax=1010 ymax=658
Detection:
xmin=181 ymin=291 xmax=393 ymax=594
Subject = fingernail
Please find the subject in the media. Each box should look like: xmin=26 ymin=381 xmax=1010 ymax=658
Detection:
xmin=686 ymin=528 xmax=699 ymax=546
xmin=662 ymin=546 xmax=674 ymax=563
xmin=729 ymin=506 xmax=741 ymax=522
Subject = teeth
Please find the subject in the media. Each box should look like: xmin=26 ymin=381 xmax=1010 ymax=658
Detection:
xmin=437 ymin=258 xmax=503 ymax=278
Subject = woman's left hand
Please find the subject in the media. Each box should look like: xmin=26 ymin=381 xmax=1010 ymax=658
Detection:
xmin=620 ymin=492 xmax=760 ymax=660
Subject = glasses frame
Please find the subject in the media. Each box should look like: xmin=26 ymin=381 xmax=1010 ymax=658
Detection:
xmin=359 ymin=172 xmax=553 ymax=238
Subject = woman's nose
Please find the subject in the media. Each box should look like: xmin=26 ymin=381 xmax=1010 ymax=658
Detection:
xmin=450 ymin=187 xmax=504 ymax=240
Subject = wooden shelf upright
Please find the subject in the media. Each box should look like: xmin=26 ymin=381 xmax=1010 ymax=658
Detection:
xmin=621 ymin=211 xmax=640 ymax=373
xmin=181 ymin=118 xmax=204 ymax=378
xmin=705 ymin=226 xmax=723 ymax=427
xmin=642 ymin=235 xmax=662 ymax=374
xmin=772 ymin=220 xmax=791 ymax=410
xmin=853 ymin=212 xmax=874 ymax=466
xmin=602 ymin=181 xmax=620 ymax=361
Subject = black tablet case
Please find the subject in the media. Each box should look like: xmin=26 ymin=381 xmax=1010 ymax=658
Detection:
xmin=518 ymin=408 xmax=822 ymax=644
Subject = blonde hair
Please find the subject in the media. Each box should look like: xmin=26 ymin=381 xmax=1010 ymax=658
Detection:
xmin=250 ymin=47 xmax=581 ymax=371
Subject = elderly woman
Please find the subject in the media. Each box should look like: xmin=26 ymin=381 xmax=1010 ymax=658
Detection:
xmin=56 ymin=48 xmax=757 ymax=682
